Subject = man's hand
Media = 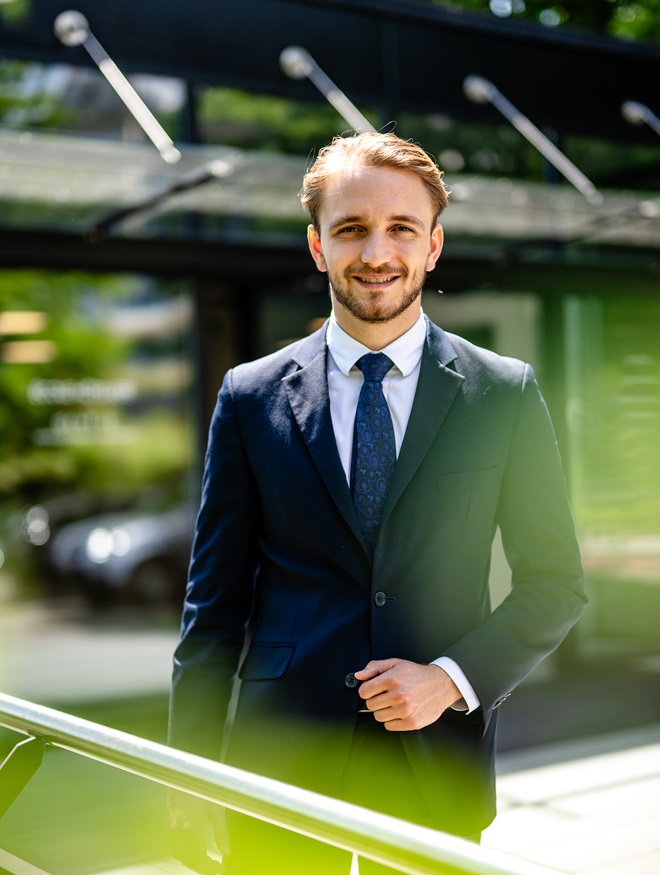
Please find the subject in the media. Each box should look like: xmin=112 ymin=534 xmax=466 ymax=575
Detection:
xmin=354 ymin=659 xmax=462 ymax=731
xmin=168 ymin=790 xmax=227 ymax=874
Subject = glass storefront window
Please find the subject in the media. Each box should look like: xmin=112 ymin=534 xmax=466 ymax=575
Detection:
xmin=0 ymin=270 xmax=196 ymax=605
xmin=566 ymin=294 xmax=660 ymax=644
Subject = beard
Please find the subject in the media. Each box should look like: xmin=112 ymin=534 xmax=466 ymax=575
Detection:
xmin=328 ymin=264 xmax=426 ymax=324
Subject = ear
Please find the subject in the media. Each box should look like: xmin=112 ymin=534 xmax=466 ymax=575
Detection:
xmin=307 ymin=224 xmax=327 ymax=273
xmin=426 ymin=224 xmax=444 ymax=272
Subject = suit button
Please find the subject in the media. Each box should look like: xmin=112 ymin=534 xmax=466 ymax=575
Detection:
xmin=374 ymin=591 xmax=387 ymax=607
xmin=344 ymin=672 xmax=359 ymax=689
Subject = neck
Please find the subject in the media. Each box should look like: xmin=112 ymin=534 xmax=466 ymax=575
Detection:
xmin=332 ymin=303 xmax=421 ymax=350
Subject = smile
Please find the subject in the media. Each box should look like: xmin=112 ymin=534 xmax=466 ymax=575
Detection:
xmin=355 ymin=276 xmax=399 ymax=285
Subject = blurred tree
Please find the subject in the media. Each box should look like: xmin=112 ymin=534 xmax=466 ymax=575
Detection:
xmin=0 ymin=0 xmax=30 ymax=26
xmin=422 ymin=0 xmax=660 ymax=43
xmin=198 ymin=86 xmax=378 ymax=152
xmin=0 ymin=62 xmax=74 ymax=130
xmin=0 ymin=272 xmax=127 ymax=498
xmin=0 ymin=272 xmax=192 ymax=501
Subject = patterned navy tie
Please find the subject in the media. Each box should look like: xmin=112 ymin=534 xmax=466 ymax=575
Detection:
xmin=351 ymin=353 xmax=396 ymax=553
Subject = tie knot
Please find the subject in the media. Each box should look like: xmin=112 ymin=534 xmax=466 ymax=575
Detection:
xmin=356 ymin=353 xmax=393 ymax=383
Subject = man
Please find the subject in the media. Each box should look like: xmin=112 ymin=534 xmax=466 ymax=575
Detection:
xmin=169 ymin=132 xmax=586 ymax=874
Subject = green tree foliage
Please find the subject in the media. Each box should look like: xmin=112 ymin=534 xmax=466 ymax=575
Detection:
xmin=0 ymin=273 xmax=192 ymax=501
xmin=0 ymin=272 xmax=127 ymax=498
xmin=198 ymin=86 xmax=378 ymax=153
xmin=0 ymin=62 xmax=73 ymax=129
xmin=609 ymin=0 xmax=660 ymax=42
xmin=0 ymin=0 xmax=30 ymax=26
xmin=425 ymin=0 xmax=660 ymax=43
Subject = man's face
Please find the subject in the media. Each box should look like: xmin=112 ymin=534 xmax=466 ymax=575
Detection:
xmin=307 ymin=164 xmax=443 ymax=327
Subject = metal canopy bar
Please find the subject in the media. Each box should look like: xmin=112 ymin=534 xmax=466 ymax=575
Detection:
xmin=53 ymin=9 xmax=181 ymax=165
xmin=0 ymin=693 xmax=562 ymax=875
xmin=90 ymin=157 xmax=238 ymax=238
xmin=622 ymin=101 xmax=660 ymax=138
xmin=280 ymin=46 xmax=376 ymax=134
xmin=463 ymin=76 xmax=603 ymax=206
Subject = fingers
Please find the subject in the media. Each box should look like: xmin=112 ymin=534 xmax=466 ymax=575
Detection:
xmin=354 ymin=659 xmax=402 ymax=699
xmin=366 ymin=688 xmax=418 ymax=726
xmin=355 ymin=660 xmax=412 ymax=724
xmin=352 ymin=660 xmax=453 ymax=731
xmin=354 ymin=658 xmax=401 ymax=682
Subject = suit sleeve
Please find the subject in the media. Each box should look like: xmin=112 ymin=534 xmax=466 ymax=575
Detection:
xmin=168 ymin=368 xmax=259 ymax=760
xmin=444 ymin=364 xmax=587 ymax=731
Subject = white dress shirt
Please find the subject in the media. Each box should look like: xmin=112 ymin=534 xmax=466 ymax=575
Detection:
xmin=326 ymin=311 xmax=480 ymax=714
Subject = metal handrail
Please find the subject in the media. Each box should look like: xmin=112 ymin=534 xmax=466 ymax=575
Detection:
xmin=0 ymin=693 xmax=561 ymax=875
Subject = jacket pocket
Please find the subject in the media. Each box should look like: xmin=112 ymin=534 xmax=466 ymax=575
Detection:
xmin=435 ymin=466 xmax=499 ymax=495
xmin=238 ymin=643 xmax=296 ymax=680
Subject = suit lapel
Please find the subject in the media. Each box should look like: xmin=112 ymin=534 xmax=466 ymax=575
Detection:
xmin=282 ymin=319 xmax=464 ymax=555
xmin=283 ymin=327 xmax=366 ymax=548
xmin=381 ymin=321 xmax=464 ymax=522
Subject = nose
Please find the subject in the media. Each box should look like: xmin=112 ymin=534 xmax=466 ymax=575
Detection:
xmin=360 ymin=231 xmax=392 ymax=267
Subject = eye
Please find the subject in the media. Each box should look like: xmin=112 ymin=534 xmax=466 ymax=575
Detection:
xmin=393 ymin=225 xmax=415 ymax=234
xmin=336 ymin=226 xmax=361 ymax=235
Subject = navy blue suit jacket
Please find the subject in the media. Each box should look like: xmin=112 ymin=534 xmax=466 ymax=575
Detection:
xmin=169 ymin=317 xmax=586 ymax=834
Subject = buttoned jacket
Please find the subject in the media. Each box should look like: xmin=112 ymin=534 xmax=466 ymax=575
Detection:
xmin=169 ymin=317 xmax=586 ymax=834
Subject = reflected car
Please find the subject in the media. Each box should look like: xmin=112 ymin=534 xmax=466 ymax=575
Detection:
xmin=20 ymin=491 xmax=141 ymax=596
xmin=48 ymin=502 xmax=195 ymax=605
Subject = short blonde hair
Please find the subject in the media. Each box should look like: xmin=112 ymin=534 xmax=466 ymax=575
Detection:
xmin=300 ymin=132 xmax=449 ymax=229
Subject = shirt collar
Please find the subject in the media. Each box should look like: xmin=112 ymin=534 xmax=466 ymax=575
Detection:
xmin=327 ymin=310 xmax=427 ymax=377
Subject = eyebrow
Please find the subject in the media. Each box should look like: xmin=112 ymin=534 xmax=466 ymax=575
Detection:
xmin=327 ymin=213 xmax=427 ymax=232
xmin=390 ymin=214 xmax=426 ymax=229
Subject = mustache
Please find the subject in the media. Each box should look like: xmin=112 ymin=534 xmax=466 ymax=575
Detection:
xmin=343 ymin=265 xmax=409 ymax=278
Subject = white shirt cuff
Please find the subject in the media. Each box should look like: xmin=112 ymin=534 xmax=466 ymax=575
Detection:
xmin=431 ymin=656 xmax=481 ymax=714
